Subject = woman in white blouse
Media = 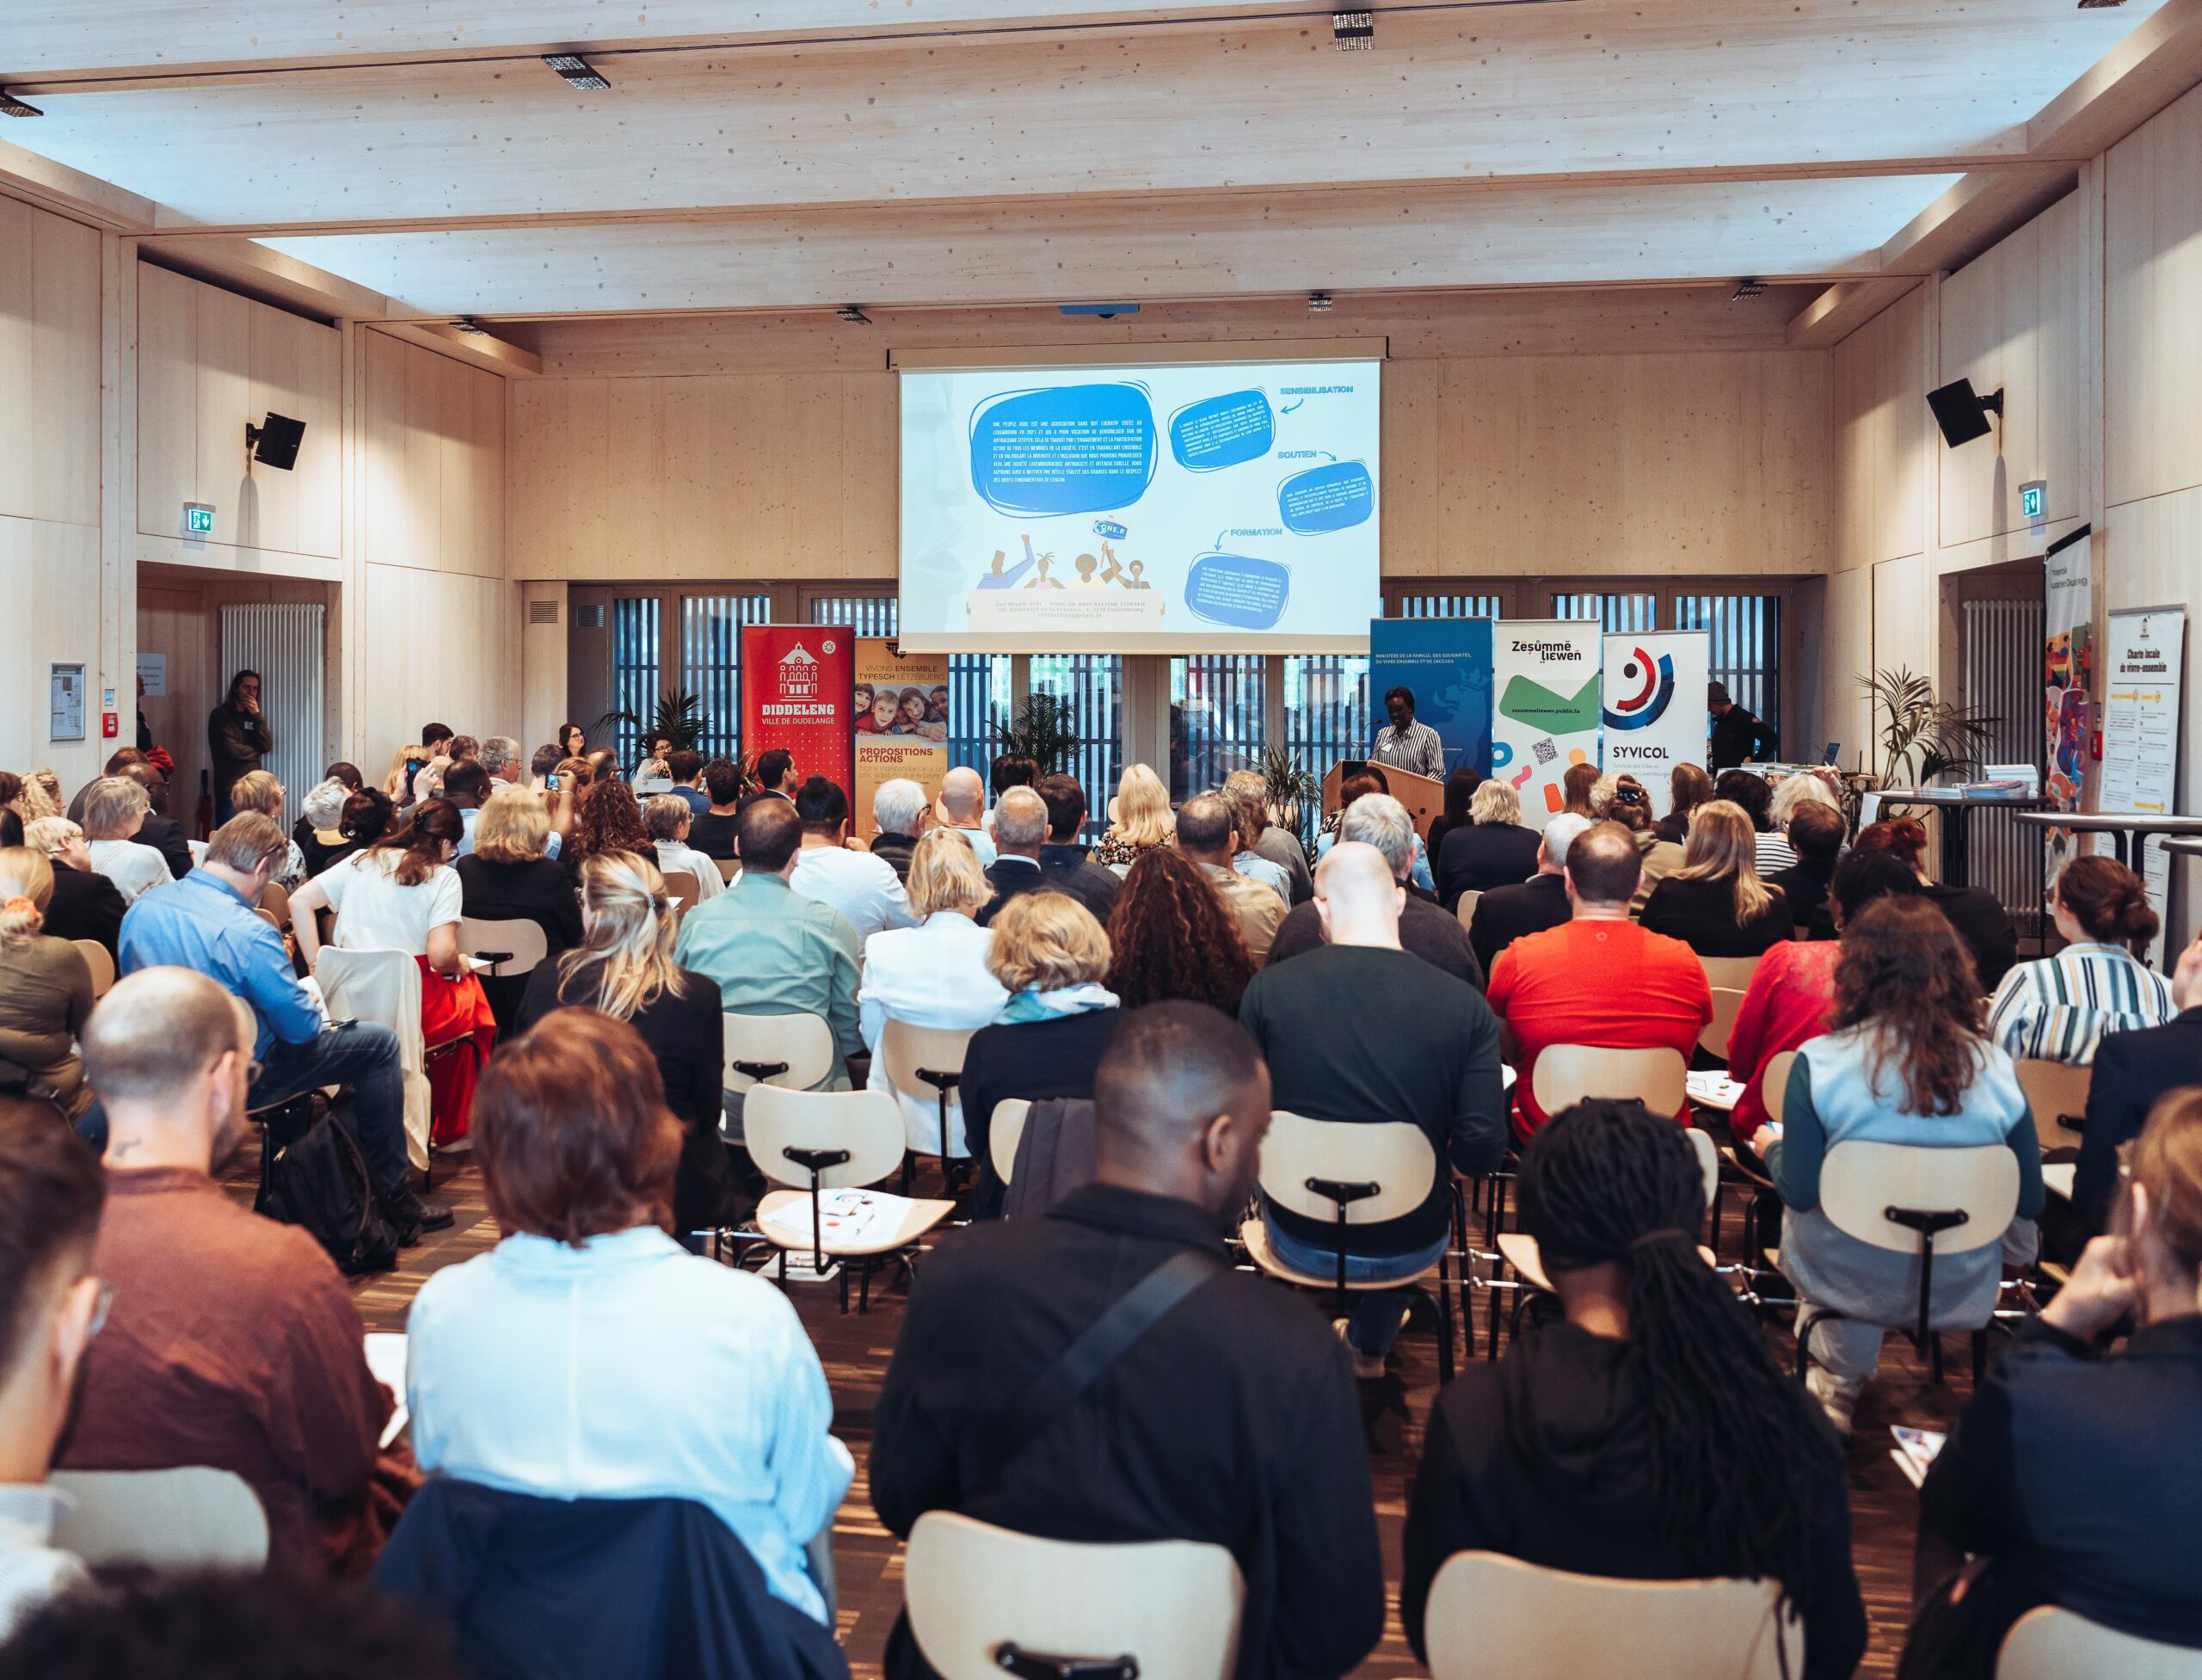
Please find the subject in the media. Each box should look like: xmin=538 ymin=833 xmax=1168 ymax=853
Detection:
xmin=858 ymin=828 xmax=1009 ymax=1152
xmin=643 ymin=794 xmax=724 ymax=903
xmin=79 ymin=777 xmax=171 ymax=906
xmin=292 ymin=797 xmax=498 ymax=1144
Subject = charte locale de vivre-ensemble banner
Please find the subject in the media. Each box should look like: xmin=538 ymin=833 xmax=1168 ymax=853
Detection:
xmin=1492 ymin=620 xmax=1603 ymax=828
xmin=741 ymin=625 xmax=853 ymax=797
xmin=895 ymin=360 xmax=1381 ymax=653
xmin=2043 ymin=527 xmax=2094 ymax=895
xmin=1369 ymin=618 xmax=1494 ymax=778
xmin=1598 ymin=630 xmax=1709 ymax=818
xmin=853 ymin=639 xmax=949 ymax=828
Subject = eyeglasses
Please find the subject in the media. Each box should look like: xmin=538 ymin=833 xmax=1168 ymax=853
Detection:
xmin=88 ymin=1279 xmax=116 ymax=1339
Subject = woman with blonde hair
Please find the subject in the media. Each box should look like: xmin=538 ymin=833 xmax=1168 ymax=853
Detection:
xmin=17 ymin=772 xmax=61 ymax=823
xmin=456 ymin=785 xmax=583 ymax=1031
xmin=79 ymin=777 xmax=170 ymax=907
xmin=1639 ymin=797 xmax=1793 ymax=956
xmin=1436 ymin=776 xmax=1541 ymax=908
xmin=0 ymin=847 xmax=95 ymax=1120
xmin=516 ymin=851 xmax=735 ymax=1235
xmin=1094 ymin=762 xmax=1173 ymax=872
xmin=958 ymin=892 xmax=1120 ymax=1219
xmin=22 ymin=815 xmax=126 ymax=957
xmin=858 ymin=828 xmax=1011 ymax=1152
xmin=229 ymin=769 xmax=305 ymax=889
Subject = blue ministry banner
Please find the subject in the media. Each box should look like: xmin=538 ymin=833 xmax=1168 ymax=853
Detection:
xmin=1369 ymin=618 xmax=1494 ymax=777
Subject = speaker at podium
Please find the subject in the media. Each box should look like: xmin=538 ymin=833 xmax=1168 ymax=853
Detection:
xmin=1323 ymin=760 xmax=1445 ymax=841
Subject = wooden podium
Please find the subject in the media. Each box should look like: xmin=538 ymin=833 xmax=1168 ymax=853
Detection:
xmin=1324 ymin=760 xmax=1445 ymax=841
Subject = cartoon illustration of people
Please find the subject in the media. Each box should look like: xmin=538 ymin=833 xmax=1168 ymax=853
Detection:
xmin=1024 ymin=548 xmax=1065 ymax=589
xmin=1097 ymin=541 xmax=1129 ymax=588
xmin=976 ymin=538 xmax=1038 ymax=590
xmin=1127 ymin=559 xmax=1150 ymax=590
xmin=1072 ymin=552 xmax=1103 ymax=588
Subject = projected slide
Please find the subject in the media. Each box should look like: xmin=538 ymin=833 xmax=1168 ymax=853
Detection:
xmin=898 ymin=360 xmax=1381 ymax=652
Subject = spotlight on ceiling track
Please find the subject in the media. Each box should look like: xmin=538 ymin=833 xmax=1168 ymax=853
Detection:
xmin=542 ymin=53 xmax=610 ymax=91
xmin=1060 ymin=303 xmax=1140 ymax=319
xmin=1926 ymin=378 xmax=2004 ymax=448
xmin=1332 ymin=11 xmax=1375 ymax=50
xmin=837 ymin=305 xmax=872 ymax=324
xmin=449 ymin=317 xmax=489 ymax=335
xmin=0 ymin=91 xmax=43 ymax=118
xmin=1732 ymin=278 xmax=1768 ymax=301
xmin=2076 ymin=1 xmax=2127 ymax=9
xmin=1307 ymin=291 xmax=1335 ymax=313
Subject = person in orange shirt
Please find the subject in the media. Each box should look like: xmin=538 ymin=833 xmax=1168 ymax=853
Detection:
xmin=1485 ymin=821 xmax=1712 ymax=1141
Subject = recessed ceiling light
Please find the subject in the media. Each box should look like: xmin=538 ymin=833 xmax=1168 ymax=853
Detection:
xmin=449 ymin=317 xmax=489 ymax=335
xmin=837 ymin=305 xmax=872 ymax=324
xmin=1308 ymin=291 xmax=1335 ymax=313
xmin=1732 ymin=278 xmax=1768 ymax=301
xmin=542 ymin=53 xmax=610 ymax=91
xmin=1332 ymin=11 xmax=1375 ymax=51
xmin=0 ymin=92 xmax=43 ymax=118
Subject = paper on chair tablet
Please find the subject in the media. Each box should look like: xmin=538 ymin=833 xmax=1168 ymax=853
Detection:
xmin=1685 ymin=1071 xmax=1746 ymax=1111
xmin=760 ymin=1188 xmax=917 ymax=1249
xmin=365 ymin=1332 xmax=408 ymax=1449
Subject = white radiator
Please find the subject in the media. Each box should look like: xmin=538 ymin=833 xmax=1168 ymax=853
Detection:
xmin=218 ymin=604 xmax=326 ymax=824
xmin=1962 ymin=595 xmax=2047 ymax=928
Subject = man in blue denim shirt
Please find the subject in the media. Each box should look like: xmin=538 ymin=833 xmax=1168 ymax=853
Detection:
xmin=115 ymin=813 xmax=449 ymax=1240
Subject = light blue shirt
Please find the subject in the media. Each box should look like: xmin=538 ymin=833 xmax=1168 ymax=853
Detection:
xmin=117 ymin=869 xmax=323 ymax=1058
xmin=406 ymin=1226 xmax=852 ymax=1624
xmin=1233 ymin=850 xmax=1290 ymax=902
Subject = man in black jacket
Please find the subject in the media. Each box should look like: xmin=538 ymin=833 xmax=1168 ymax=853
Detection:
xmin=1268 ymin=792 xmax=1483 ymax=988
xmin=870 ymin=1001 xmax=1384 ymax=1680
xmin=1466 ymin=814 xmax=1585 ymax=978
xmin=2074 ymin=939 xmax=2202 ymax=1234
xmin=975 ymin=778 xmax=1120 ymax=927
xmin=1707 ymin=681 xmax=1778 ymax=770
xmin=207 ymin=669 xmax=274 ymax=825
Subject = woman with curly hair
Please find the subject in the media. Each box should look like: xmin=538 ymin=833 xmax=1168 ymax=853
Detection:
xmin=1104 ymin=846 xmax=1256 ymax=1012
xmin=562 ymin=776 xmax=650 ymax=883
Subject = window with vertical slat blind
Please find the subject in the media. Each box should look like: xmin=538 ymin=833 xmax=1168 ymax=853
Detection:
xmin=1674 ymin=592 xmax=1781 ymax=743
xmin=1028 ymin=655 xmax=1123 ymax=840
xmin=1171 ymin=655 xmax=1266 ymax=800
xmin=808 ymin=595 xmax=899 ymax=639
xmin=679 ymin=594 xmax=772 ymax=763
xmin=610 ymin=596 xmax=663 ymax=770
xmin=1551 ymin=592 xmax=1658 ymax=634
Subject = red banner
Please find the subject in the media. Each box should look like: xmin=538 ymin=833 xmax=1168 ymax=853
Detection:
xmin=741 ymin=625 xmax=854 ymax=795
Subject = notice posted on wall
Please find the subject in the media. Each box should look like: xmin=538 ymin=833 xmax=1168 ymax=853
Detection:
xmin=2099 ymin=605 xmax=2186 ymax=967
xmin=896 ymin=360 xmax=1381 ymax=652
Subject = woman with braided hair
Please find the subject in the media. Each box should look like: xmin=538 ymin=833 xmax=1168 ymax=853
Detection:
xmin=1402 ymin=1099 xmax=1866 ymax=1679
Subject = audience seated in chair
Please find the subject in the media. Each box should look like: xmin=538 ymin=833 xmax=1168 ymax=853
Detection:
xmin=663 ymin=748 xmax=710 ymax=818
xmin=406 ymin=1012 xmax=850 ymax=1626
xmin=1853 ymin=818 xmax=2019 ymax=993
xmin=1638 ymin=799 xmax=1795 ymax=957
xmin=520 ymin=852 xmax=740 ymax=1236
xmin=0 ymin=1098 xmax=103 ymax=1642
xmin=1104 ymin=846 xmax=1256 ymax=1014
xmin=562 ymin=777 xmax=651 ymax=883
xmin=958 ymin=892 xmax=1123 ymax=1222
xmin=435 ymin=760 xmax=493 ymax=859
xmin=2075 ymin=936 xmax=2202 ymax=1236
xmin=1765 ymin=896 xmax=2042 ymax=1431
xmin=227 ymin=770 xmax=305 ymax=889
xmin=870 ymin=1001 xmax=1384 ymax=1680
xmin=59 ymin=968 xmax=413 ymax=1576
xmin=1401 ymin=1098 xmax=1867 ymax=1680
xmin=1913 ymin=1086 xmax=2202 ymax=1671
xmin=866 ymin=778 xmax=928 ymax=883
xmin=643 ymin=793 xmax=725 ymax=905
xmin=930 ymin=766 xmax=996 ymax=869
xmin=1764 ymin=771 xmax=1843 ymax=877
xmin=114 ymin=813 xmax=445 ymax=1237
xmin=1092 ymin=763 xmax=1172 ymax=874
xmin=790 ymin=777 xmax=911 ymax=948
xmin=1713 ymin=768 xmax=1787 ymax=876
xmin=0 ymin=848 xmax=96 ymax=1123
xmin=20 ymin=817 xmax=126 ymax=960
xmin=455 ymin=785 xmax=584 ymax=1030
xmin=687 ymin=759 xmax=749 ymax=861
xmin=975 ymin=777 xmax=1121 ymax=928
xmin=1989 ymin=856 xmax=2174 ymax=1065
xmin=78 ymin=778 xmax=172 ymax=908
xmin=1239 ymin=841 xmax=1506 ymax=1377
xmin=858 ymin=830 xmax=1010 ymax=1154
xmin=67 ymin=754 xmax=189 ymax=882
xmin=1466 ymin=812 xmax=1587 ymax=981
xmin=291 ymin=799 xmax=498 ymax=1148
xmin=1221 ymin=773 xmax=1302 ymax=905
xmin=296 ymin=775 xmax=357 ymax=878
xmin=1486 ymin=822 xmax=1713 ymax=1141
xmin=1588 ymin=772 xmax=1682 ymax=913
xmin=674 ymin=796 xmax=863 ymax=1148
xmin=1768 ymin=801 xmax=1847 ymax=940
xmin=1314 ymin=769 xmax=1435 ymax=892
xmin=1269 ymin=792 xmax=1484 ymax=990
xmin=1172 ymin=792 xmax=1286 ymax=963
xmin=1435 ymin=778 xmax=1541 ymax=909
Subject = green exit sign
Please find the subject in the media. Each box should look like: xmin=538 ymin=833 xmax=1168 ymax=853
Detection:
xmin=2020 ymin=483 xmax=2045 ymax=520
xmin=183 ymin=502 xmax=214 ymax=535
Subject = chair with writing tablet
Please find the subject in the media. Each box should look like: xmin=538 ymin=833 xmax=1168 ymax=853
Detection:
xmin=1700 ymin=987 xmax=1749 ymax=1062
xmin=1997 ymin=1606 xmax=2202 ymax=1680
xmin=2014 ymin=1058 xmax=2091 ymax=1161
xmin=990 ymin=1098 xmax=1032 ymax=1185
xmin=1698 ymin=953 xmax=1763 ymax=994
xmin=879 ymin=1019 xmax=980 ymax=1185
xmin=906 ymin=1511 xmax=1244 ymax=1680
xmin=741 ymin=1086 xmax=951 ymax=1313
xmin=662 ymin=868 xmax=702 ymax=916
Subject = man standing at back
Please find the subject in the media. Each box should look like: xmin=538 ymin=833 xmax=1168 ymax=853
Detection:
xmin=1707 ymin=681 xmax=1779 ymax=770
xmin=1239 ymin=843 xmax=1506 ymax=1377
xmin=870 ymin=1001 xmax=1383 ymax=1680
xmin=59 ymin=969 xmax=409 ymax=1577
xmin=207 ymin=670 xmax=273 ymax=825
xmin=1485 ymin=820 xmax=1713 ymax=1140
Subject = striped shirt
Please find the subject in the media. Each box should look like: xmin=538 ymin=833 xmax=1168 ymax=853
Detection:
xmin=1754 ymin=833 xmax=1799 ymax=876
xmin=1988 ymin=942 xmax=2176 ymax=1064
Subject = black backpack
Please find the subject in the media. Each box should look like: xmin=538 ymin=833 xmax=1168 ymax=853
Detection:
xmin=261 ymin=1111 xmax=401 ymax=1276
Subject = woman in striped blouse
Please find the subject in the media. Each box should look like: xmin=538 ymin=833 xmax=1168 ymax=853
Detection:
xmin=1989 ymin=856 xmax=2176 ymax=1063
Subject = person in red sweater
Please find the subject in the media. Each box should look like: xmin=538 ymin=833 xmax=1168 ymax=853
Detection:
xmin=1486 ymin=822 xmax=1712 ymax=1140
xmin=1725 ymin=850 xmax=1922 ymax=1142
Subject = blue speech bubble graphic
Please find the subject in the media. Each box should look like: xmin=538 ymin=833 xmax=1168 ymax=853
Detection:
xmin=1167 ymin=390 xmax=1274 ymax=471
xmin=1092 ymin=519 xmax=1128 ymax=541
xmin=968 ymin=384 xmax=1157 ymax=516
xmin=1184 ymin=552 xmax=1290 ymax=631
xmin=1276 ymin=459 xmax=1375 ymax=533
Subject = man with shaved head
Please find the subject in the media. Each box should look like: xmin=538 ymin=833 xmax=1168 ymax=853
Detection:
xmin=1238 ymin=841 xmax=1506 ymax=1379
xmin=870 ymin=1001 xmax=1383 ymax=1680
xmin=58 ymin=969 xmax=408 ymax=1577
xmin=932 ymin=765 xmax=997 ymax=867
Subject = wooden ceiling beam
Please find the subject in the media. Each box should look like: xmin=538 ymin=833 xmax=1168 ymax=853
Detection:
xmin=370 ymin=319 xmax=542 ymax=377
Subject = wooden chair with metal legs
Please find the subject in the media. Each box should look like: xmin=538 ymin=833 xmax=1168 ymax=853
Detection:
xmin=71 ymin=938 xmax=116 ymax=1000
xmin=1454 ymin=889 xmax=1481 ymax=932
xmin=740 ymin=1086 xmax=953 ymax=1313
xmin=1997 ymin=1607 xmax=2202 ymax=1680
xmin=1717 ymin=1049 xmax=1793 ymax=1267
xmin=1238 ymin=1111 xmax=1456 ymax=1383
xmin=2014 ymin=1058 xmax=2091 ymax=1160
xmin=721 ymin=1011 xmax=837 ymax=1101
xmin=458 ymin=915 xmax=550 ymax=983
xmin=878 ymin=1020 xmax=980 ymax=1190
xmin=1698 ymin=953 xmax=1764 ymax=994
xmin=713 ymin=857 xmax=740 ymax=883
xmin=259 ymin=880 xmax=292 ymax=930
xmin=990 ymin=1098 xmax=1032 ymax=1186
xmin=905 ymin=1511 xmax=1245 ymax=1680
xmin=1790 ymin=1139 xmax=2021 ymax=1387
xmin=1700 ymin=987 xmax=1749 ymax=1062
xmin=662 ymin=868 xmax=702 ymax=916
xmin=1420 ymin=1551 xmax=1800 ymax=1680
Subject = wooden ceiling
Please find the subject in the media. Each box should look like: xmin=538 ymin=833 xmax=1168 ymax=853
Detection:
xmin=5 ymin=0 xmax=2201 ymax=342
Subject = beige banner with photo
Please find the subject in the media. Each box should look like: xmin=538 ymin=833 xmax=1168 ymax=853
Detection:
xmin=854 ymin=640 xmax=950 ymax=833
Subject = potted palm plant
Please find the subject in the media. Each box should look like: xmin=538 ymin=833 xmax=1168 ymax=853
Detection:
xmin=1858 ymin=667 xmax=2000 ymax=814
xmin=992 ymin=692 xmax=1084 ymax=776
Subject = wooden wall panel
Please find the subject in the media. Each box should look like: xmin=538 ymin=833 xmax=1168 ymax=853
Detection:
xmin=1872 ymin=551 xmax=1932 ymax=699
xmin=1937 ymin=191 xmax=2088 ymax=548
xmin=2105 ymin=488 xmax=2202 ymax=941
xmin=2106 ymin=80 xmax=2202 ymax=510
xmin=1818 ymin=566 xmax=1877 ymax=773
xmin=360 ymin=563 xmax=520 ymax=760
xmin=507 ymin=350 xmax=1830 ymax=582
xmin=136 ymin=262 xmax=342 ymax=560
xmin=360 ymin=329 xmax=506 ymax=578
xmin=0 ymin=199 xmax=101 ymax=529
xmin=0 ymin=514 xmax=106 ymax=794
xmin=1833 ymin=286 xmax=1928 ymax=575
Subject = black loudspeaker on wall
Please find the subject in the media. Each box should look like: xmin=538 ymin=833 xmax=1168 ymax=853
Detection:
xmin=1925 ymin=378 xmax=2003 ymax=448
xmin=245 ymin=412 xmax=307 ymax=471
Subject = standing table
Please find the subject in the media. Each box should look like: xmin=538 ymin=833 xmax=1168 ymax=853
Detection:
xmin=2013 ymin=810 xmax=2202 ymax=873
xmin=1874 ymin=788 xmax=2045 ymax=889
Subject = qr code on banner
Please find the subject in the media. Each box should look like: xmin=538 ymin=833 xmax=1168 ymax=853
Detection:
xmin=1531 ymin=737 xmax=1558 ymax=766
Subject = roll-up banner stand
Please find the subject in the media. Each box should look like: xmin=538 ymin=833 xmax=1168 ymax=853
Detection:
xmin=1600 ymin=631 xmax=1710 ymax=819
xmin=1492 ymin=619 xmax=1602 ymax=829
